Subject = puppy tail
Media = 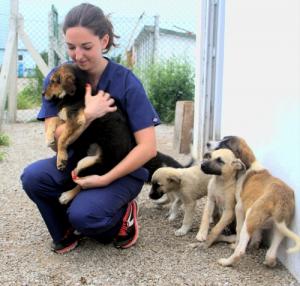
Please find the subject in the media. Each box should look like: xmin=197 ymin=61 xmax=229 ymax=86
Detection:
xmin=275 ymin=221 xmax=300 ymax=254
xmin=183 ymin=156 xmax=195 ymax=168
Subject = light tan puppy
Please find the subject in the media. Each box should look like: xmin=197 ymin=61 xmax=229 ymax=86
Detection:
xmin=209 ymin=136 xmax=300 ymax=267
xmin=196 ymin=149 xmax=245 ymax=247
xmin=150 ymin=166 xmax=211 ymax=236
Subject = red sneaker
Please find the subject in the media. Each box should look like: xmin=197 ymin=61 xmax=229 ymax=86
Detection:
xmin=51 ymin=229 xmax=82 ymax=254
xmin=113 ymin=200 xmax=139 ymax=249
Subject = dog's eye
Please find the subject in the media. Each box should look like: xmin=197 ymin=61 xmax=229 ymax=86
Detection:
xmin=216 ymin=157 xmax=225 ymax=164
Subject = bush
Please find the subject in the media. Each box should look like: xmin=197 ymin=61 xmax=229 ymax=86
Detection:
xmin=136 ymin=58 xmax=194 ymax=123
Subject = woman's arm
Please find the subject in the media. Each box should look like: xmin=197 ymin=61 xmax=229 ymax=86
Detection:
xmin=73 ymin=126 xmax=157 ymax=189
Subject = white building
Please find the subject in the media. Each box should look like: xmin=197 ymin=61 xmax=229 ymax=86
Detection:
xmin=133 ymin=25 xmax=196 ymax=68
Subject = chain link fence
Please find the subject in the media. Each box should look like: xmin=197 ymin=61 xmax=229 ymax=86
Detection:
xmin=0 ymin=0 xmax=197 ymax=123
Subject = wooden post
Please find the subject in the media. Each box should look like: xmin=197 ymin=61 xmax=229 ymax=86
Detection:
xmin=173 ymin=101 xmax=194 ymax=154
xmin=0 ymin=0 xmax=18 ymax=130
xmin=8 ymin=0 xmax=19 ymax=123
xmin=48 ymin=7 xmax=55 ymax=69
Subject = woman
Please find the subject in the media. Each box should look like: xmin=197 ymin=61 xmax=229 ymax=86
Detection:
xmin=21 ymin=3 xmax=160 ymax=254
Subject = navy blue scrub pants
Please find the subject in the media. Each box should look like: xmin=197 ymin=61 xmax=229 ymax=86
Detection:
xmin=21 ymin=153 xmax=145 ymax=244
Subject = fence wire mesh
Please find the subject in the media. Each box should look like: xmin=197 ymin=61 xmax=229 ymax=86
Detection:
xmin=0 ymin=0 xmax=197 ymax=123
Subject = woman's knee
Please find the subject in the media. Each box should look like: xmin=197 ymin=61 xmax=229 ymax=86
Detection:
xmin=21 ymin=163 xmax=42 ymax=194
xmin=68 ymin=202 xmax=122 ymax=235
xmin=21 ymin=158 xmax=61 ymax=198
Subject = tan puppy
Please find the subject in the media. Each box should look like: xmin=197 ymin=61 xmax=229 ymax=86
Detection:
xmin=150 ymin=166 xmax=211 ymax=236
xmin=209 ymin=136 xmax=300 ymax=267
xmin=196 ymin=149 xmax=245 ymax=247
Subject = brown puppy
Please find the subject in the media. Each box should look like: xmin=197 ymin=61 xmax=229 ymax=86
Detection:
xmin=196 ymin=149 xmax=245 ymax=247
xmin=209 ymin=136 xmax=300 ymax=267
xmin=44 ymin=64 xmax=94 ymax=170
xmin=150 ymin=166 xmax=211 ymax=236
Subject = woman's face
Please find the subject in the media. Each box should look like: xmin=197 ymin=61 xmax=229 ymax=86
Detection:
xmin=65 ymin=26 xmax=109 ymax=73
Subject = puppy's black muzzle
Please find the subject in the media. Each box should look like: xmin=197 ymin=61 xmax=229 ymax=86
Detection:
xmin=149 ymin=187 xmax=164 ymax=200
xmin=201 ymin=161 xmax=221 ymax=175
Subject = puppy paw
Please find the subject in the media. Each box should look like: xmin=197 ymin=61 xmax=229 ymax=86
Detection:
xmin=263 ymin=258 xmax=277 ymax=268
xmin=175 ymin=227 xmax=189 ymax=236
xmin=59 ymin=192 xmax=73 ymax=204
xmin=153 ymin=203 xmax=164 ymax=210
xmin=168 ymin=214 xmax=177 ymax=222
xmin=218 ymin=258 xmax=233 ymax=267
xmin=56 ymin=160 xmax=68 ymax=171
xmin=57 ymin=152 xmax=68 ymax=170
xmin=196 ymin=232 xmax=207 ymax=242
xmin=46 ymin=138 xmax=56 ymax=148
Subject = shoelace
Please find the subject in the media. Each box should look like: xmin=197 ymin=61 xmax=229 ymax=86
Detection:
xmin=118 ymin=206 xmax=132 ymax=236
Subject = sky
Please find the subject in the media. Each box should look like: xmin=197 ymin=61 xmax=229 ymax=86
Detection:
xmin=0 ymin=0 xmax=199 ymax=67
xmin=1 ymin=0 xmax=199 ymax=43
xmin=39 ymin=0 xmax=199 ymax=21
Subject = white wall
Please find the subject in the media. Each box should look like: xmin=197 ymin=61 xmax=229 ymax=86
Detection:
xmin=221 ymin=0 xmax=300 ymax=280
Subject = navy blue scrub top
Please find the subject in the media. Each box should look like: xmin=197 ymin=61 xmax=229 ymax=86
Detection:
xmin=37 ymin=58 xmax=161 ymax=181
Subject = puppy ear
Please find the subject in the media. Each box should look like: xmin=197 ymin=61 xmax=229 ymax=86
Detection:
xmin=232 ymin=159 xmax=246 ymax=171
xmin=62 ymin=73 xmax=76 ymax=95
xmin=167 ymin=175 xmax=181 ymax=184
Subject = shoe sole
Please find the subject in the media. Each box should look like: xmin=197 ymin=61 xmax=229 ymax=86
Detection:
xmin=119 ymin=200 xmax=139 ymax=249
xmin=53 ymin=240 xmax=78 ymax=254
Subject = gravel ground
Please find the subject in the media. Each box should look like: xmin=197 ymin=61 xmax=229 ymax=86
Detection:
xmin=0 ymin=122 xmax=299 ymax=286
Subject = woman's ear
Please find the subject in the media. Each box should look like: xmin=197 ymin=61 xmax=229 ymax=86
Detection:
xmin=101 ymin=34 xmax=109 ymax=51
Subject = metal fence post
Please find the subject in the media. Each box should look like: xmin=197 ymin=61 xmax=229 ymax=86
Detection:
xmin=153 ymin=15 xmax=160 ymax=64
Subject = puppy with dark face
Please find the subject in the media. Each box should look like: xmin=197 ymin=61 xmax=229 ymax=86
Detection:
xmin=150 ymin=166 xmax=211 ymax=236
xmin=206 ymin=136 xmax=256 ymax=170
xmin=196 ymin=149 xmax=245 ymax=247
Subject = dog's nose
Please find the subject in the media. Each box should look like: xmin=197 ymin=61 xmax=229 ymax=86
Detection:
xmin=201 ymin=164 xmax=207 ymax=173
xmin=201 ymin=161 xmax=211 ymax=174
xmin=206 ymin=142 xmax=211 ymax=148
xmin=149 ymin=189 xmax=163 ymax=200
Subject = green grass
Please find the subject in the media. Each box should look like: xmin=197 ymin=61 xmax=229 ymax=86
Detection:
xmin=0 ymin=133 xmax=9 ymax=146
xmin=0 ymin=132 xmax=9 ymax=162
xmin=17 ymin=83 xmax=41 ymax=110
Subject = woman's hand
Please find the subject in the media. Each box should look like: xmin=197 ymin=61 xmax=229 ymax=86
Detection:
xmin=84 ymin=84 xmax=117 ymax=124
xmin=72 ymin=126 xmax=157 ymax=189
xmin=72 ymin=172 xmax=112 ymax=189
